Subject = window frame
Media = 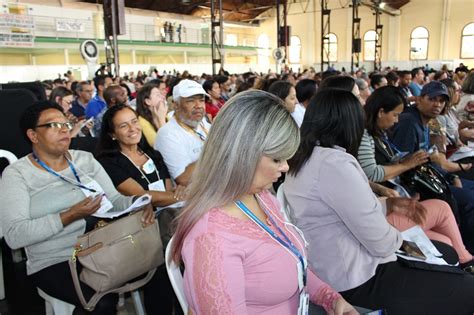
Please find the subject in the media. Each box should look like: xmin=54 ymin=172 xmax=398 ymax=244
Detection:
xmin=322 ymin=32 xmax=338 ymax=62
xmin=460 ymin=22 xmax=474 ymax=59
xmin=363 ymin=30 xmax=377 ymax=61
xmin=409 ymin=26 xmax=429 ymax=60
xmin=289 ymin=35 xmax=302 ymax=64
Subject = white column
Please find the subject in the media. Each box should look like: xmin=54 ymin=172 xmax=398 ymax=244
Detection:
xmin=131 ymin=49 xmax=136 ymax=64
xmin=439 ymin=0 xmax=451 ymax=60
xmin=312 ymin=0 xmax=322 ymax=68
xmin=29 ymin=54 xmax=36 ymax=65
xmin=183 ymin=51 xmax=188 ymax=64
xmin=346 ymin=7 xmax=353 ymax=64
xmin=304 ymin=0 xmax=315 ymax=66
xmin=387 ymin=15 xmax=401 ymax=62
xmin=64 ymin=48 xmax=69 ymax=66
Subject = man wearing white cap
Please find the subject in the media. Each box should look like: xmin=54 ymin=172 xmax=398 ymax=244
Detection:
xmin=154 ymin=79 xmax=211 ymax=186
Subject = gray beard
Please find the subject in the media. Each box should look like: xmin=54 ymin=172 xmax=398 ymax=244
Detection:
xmin=177 ymin=114 xmax=200 ymax=129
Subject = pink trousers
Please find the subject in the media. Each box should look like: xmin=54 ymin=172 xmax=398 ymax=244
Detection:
xmin=387 ymin=199 xmax=472 ymax=263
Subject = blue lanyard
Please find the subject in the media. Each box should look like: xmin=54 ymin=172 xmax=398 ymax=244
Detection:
xmin=32 ymin=152 xmax=97 ymax=193
xmin=423 ymin=127 xmax=430 ymax=151
xmin=381 ymin=134 xmax=402 ymax=155
xmin=194 ymin=123 xmax=208 ymax=141
xmin=234 ymin=199 xmax=307 ymax=287
xmin=194 ymin=130 xmax=207 ymax=141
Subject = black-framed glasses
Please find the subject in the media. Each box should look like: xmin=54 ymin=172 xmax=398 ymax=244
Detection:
xmin=35 ymin=122 xmax=74 ymax=130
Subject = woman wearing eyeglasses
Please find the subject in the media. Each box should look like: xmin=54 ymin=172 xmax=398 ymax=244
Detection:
xmin=0 ymin=101 xmax=155 ymax=314
xmin=50 ymin=86 xmax=93 ymax=138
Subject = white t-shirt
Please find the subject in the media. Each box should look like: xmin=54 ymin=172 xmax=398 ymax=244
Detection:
xmin=291 ymin=103 xmax=306 ymax=127
xmin=154 ymin=117 xmax=211 ymax=179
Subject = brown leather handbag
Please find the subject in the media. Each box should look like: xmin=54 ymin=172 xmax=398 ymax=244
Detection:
xmin=68 ymin=210 xmax=164 ymax=311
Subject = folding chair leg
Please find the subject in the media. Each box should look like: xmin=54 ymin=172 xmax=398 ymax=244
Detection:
xmin=44 ymin=300 xmax=54 ymax=315
xmin=131 ymin=290 xmax=145 ymax=315
xmin=0 ymin=248 xmax=4 ymax=300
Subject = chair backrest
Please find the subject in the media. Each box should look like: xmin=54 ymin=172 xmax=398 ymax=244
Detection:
xmin=276 ymin=184 xmax=294 ymax=223
xmin=69 ymin=137 xmax=98 ymax=156
xmin=0 ymin=81 xmax=47 ymax=102
xmin=0 ymin=149 xmax=18 ymax=165
xmin=165 ymin=237 xmax=188 ymax=313
xmin=0 ymin=89 xmax=36 ymax=158
xmin=0 ymin=149 xmax=17 ymax=238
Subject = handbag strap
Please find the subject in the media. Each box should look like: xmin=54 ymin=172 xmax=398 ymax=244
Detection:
xmin=68 ymin=258 xmax=157 ymax=311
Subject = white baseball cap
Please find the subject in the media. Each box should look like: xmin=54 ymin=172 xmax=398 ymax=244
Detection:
xmin=172 ymin=79 xmax=208 ymax=102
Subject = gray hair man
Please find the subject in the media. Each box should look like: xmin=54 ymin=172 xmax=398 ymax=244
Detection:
xmin=355 ymin=78 xmax=371 ymax=106
xmin=154 ymin=79 xmax=211 ymax=186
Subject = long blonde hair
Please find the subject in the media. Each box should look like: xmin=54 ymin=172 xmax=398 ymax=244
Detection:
xmin=171 ymin=89 xmax=300 ymax=262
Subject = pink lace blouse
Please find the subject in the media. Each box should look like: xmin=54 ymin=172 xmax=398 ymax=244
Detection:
xmin=181 ymin=190 xmax=341 ymax=315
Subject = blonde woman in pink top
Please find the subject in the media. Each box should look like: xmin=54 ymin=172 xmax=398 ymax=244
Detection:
xmin=170 ymin=90 xmax=357 ymax=315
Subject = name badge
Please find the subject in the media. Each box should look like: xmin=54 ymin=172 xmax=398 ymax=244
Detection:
xmin=148 ymin=179 xmax=166 ymax=192
xmin=296 ymin=258 xmax=309 ymax=315
xmin=80 ymin=180 xmax=113 ymax=214
xmin=297 ymin=292 xmax=310 ymax=315
xmin=142 ymin=158 xmax=156 ymax=174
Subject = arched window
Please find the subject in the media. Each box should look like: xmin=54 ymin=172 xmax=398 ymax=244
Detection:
xmin=322 ymin=33 xmax=337 ymax=62
xmin=289 ymin=35 xmax=301 ymax=64
xmin=461 ymin=22 xmax=474 ymax=59
xmin=363 ymin=30 xmax=377 ymax=61
xmin=410 ymin=26 xmax=429 ymax=60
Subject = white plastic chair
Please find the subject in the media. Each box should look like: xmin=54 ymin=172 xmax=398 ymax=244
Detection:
xmin=0 ymin=149 xmax=18 ymax=165
xmin=276 ymin=184 xmax=294 ymax=222
xmin=165 ymin=237 xmax=188 ymax=313
xmin=0 ymin=178 xmax=4 ymax=301
xmin=0 ymin=149 xmax=18 ymax=300
xmin=37 ymin=288 xmax=75 ymax=315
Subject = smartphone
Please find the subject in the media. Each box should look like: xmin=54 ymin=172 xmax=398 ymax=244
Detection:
xmin=427 ymin=145 xmax=438 ymax=154
xmin=362 ymin=310 xmax=387 ymax=315
xmin=401 ymin=240 xmax=427 ymax=260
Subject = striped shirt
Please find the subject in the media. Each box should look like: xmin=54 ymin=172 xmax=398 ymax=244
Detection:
xmin=357 ymin=129 xmax=386 ymax=182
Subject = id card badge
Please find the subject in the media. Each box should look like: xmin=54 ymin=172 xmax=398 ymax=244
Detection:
xmin=142 ymin=158 xmax=156 ymax=174
xmin=296 ymin=259 xmax=309 ymax=315
xmin=297 ymin=292 xmax=309 ymax=315
xmin=148 ymin=179 xmax=166 ymax=192
xmin=80 ymin=180 xmax=113 ymax=213
xmin=297 ymin=261 xmax=305 ymax=291
xmin=297 ymin=258 xmax=308 ymax=291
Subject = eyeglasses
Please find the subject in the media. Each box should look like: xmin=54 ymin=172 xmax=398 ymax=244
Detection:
xmin=35 ymin=122 xmax=74 ymax=130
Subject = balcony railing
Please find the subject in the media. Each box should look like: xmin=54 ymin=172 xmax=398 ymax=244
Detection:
xmin=30 ymin=15 xmax=258 ymax=48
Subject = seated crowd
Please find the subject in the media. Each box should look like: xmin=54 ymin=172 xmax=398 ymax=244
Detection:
xmin=1 ymin=63 xmax=474 ymax=315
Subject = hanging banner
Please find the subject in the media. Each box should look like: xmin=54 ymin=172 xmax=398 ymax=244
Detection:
xmin=56 ymin=20 xmax=85 ymax=33
xmin=0 ymin=11 xmax=35 ymax=47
